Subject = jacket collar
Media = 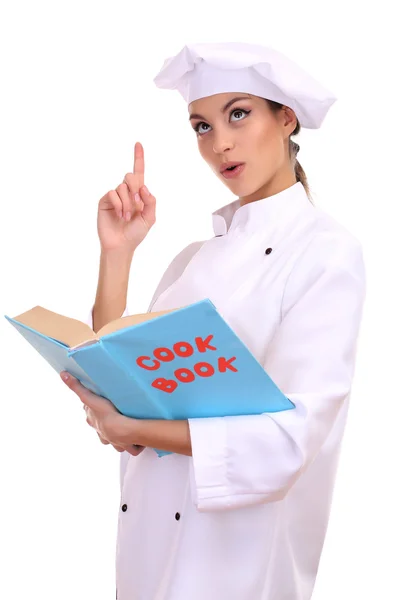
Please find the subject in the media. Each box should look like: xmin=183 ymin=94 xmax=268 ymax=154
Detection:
xmin=212 ymin=182 xmax=313 ymax=236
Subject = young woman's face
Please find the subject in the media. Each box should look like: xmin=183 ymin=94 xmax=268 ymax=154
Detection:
xmin=188 ymin=92 xmax=297 ymax=203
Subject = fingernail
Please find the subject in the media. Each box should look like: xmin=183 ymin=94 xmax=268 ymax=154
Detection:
xmin=134 ymin=192 xmax=140 ymax=203
xmin=125 ymin=211 xmax=131 ymax=221
xmin=142 ymin=186 xmax=149 ymax=195
xmin=61 ymin=372 xmax=69 ymax=381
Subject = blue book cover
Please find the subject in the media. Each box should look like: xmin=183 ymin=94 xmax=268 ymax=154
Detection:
xmin=5 ymin=299 xmax=294 ymax=456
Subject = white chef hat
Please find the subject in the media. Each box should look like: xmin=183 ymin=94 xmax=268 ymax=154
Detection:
xmin=153 ymin=42 xmax=337 ymax=129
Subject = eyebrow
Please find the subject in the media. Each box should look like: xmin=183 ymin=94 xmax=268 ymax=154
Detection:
xmin=188 ymin=95 xmax=252 ymax=121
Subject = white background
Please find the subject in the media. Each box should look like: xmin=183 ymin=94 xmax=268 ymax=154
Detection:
xmin=1 ymin=1 xmax=398 ymax=598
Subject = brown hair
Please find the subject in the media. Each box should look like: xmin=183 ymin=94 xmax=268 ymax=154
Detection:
xmin=265 ymin=99 xmax=313 ymax=204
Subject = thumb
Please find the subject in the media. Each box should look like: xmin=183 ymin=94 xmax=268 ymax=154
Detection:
xmin=60 ymin=372 xmax=89 ymax=399
xmin=60 ymin=372 xmax=103 ymax=410
xmin=125 ymin=445 xmax=145 ymax=457
xmin=139 ymin=186 xmax=156 ymax=226
xmin=60 ymin=373 xmax=120 ymax=415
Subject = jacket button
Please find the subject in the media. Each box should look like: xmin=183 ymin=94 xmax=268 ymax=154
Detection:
xmin=121 ymin=504 xmax=128 ymax=512
xmin=175 ymin=512 xmax=181 ymax=521
xmin=265 ymin=247 xmax=272 ymax=255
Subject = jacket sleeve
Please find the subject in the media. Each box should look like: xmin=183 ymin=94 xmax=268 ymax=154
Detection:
xmin=187 ymin=231 xmax=367 ymax=512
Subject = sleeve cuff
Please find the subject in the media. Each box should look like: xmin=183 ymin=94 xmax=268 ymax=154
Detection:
xmin=188 ymin=417 xmax=231 ymax=510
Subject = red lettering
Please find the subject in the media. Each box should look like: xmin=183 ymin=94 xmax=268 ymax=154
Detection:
xmin=152 ymin=378 xmax=178 ymax=393
xmin=173 ymin=342 xmax=194 ymax=358
xmin=154 ymin=347 xmax=175 ymax=362
xmin=195 ymin=335 xmax=217 ymax=353
xmin=194 ymin=362 xmax=214 ymax=377
xmin=137 ymin=356 xmax=160 ymax=370
xmin=218 ymin=356 xmax=237 ymax=373
xmin=175 ymin=368 xmax=195 ymax=383
xmin=149 ymin=356 xmax=239 ymax=394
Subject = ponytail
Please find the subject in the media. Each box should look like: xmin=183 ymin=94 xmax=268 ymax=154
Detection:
xmin=265 ymin=99 xmax=313 ymax=204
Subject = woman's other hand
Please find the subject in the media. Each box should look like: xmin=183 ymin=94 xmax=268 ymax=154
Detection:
xmin=96 ymin=432 xmax=144 ymax=457
xmin=97 ymin=142 xmax=156 ymax=254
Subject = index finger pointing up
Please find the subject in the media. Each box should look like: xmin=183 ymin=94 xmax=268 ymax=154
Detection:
xmin=133 ymin=142 xmax=145 ymax=188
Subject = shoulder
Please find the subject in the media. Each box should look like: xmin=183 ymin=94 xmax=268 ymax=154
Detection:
xmin=159 ymin=238 xmax=208 ymax=279
xmin=282 ymin=209 xmax=366 ymax=313
xmin=159 ymin=239 xmax=206 ymax=277
xmin=173 ymin=240 xmax=206 ymax=263
xmin=147 ymin=239 xmax=207 ymax=311
xmin=303 ymin=206 xmax=364 ymax=267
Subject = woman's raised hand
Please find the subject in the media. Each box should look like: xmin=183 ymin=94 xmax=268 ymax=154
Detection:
xmin=97 ymin=142 xmax=156 ymax=253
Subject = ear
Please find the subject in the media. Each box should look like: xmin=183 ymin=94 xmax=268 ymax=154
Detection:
xmin=281 ymin=106 xmax=298 ymax=137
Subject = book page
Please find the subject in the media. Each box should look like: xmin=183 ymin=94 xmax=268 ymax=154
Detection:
xmin=97 ymin=307 xmax=181 ymax=338
xmin=13 ymin=306 xmax=96 ymax=348
xmin=12 ymin=305 xmax=184 ymax=349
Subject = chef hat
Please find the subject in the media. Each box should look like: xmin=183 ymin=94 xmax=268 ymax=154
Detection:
xmin=153 ymin=42 xmax=337 ymax=129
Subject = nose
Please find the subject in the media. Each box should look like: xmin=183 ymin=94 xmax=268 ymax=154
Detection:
xmin=212 ymin=129 xmax=234 ymax=155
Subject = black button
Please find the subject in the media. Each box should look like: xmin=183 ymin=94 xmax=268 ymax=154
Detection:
xmin=175 ymin=512 xmax=181 ymax=521
xmin=265 ymin=247 xmax=272 ymax=255
xmin=121 ymin=504 xmax=128 ymax=512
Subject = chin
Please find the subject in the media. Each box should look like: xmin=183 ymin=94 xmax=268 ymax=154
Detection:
xmin=223 ymin=176 xmax=259 ymax=197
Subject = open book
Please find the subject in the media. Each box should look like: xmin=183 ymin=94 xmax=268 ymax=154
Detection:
xmin=5 ymin=298 xmax=294 ymax=455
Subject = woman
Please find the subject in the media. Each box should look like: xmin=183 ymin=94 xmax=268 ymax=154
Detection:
xmin=61 ymin=42 xmax=366 ymax=600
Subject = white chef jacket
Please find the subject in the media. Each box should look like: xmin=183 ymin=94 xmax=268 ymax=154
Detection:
xmin=87 ymin=181 xmax=366 ymax=600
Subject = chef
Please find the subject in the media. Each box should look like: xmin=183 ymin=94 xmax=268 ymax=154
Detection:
xmin=61 ymin=42 xmax=367 ymax=600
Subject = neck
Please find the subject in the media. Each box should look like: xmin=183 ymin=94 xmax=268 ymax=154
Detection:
xmin=239 ymin=169 xmax=297 ymax=207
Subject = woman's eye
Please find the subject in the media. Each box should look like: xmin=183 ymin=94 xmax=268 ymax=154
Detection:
xmin=195 ymin=122 xmax=210 ymax=134
xmin=231 ymin=109 xmax=249 ymax=121
xmin=194 ymin=108 xmax=251 ymax=135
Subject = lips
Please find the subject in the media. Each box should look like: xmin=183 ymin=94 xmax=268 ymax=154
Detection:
xmin=219 ymin=161 xmax=245 ymax=174
xmin=221 ymin=163 xmax=246 ymax=179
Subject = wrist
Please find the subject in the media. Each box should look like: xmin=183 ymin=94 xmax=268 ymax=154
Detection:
xmin=120 ymin=418 xmax=192 ymax=456
xmin=100 ymin=247 xmax=135 ymax=265
xmin=120 ymin=415 xmax=142 ymax=446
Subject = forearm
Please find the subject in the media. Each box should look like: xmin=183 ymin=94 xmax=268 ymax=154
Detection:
xmin=93 ymin=249 xmax=134 ymax=332
xmin=127 ymin=419 xmax=192 ymax=456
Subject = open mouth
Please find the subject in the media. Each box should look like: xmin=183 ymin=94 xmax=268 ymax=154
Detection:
xmin=221 ymin=163 xmax=246 ymax=178
xmin=224 ymin=163 xmax=243 ymax=172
